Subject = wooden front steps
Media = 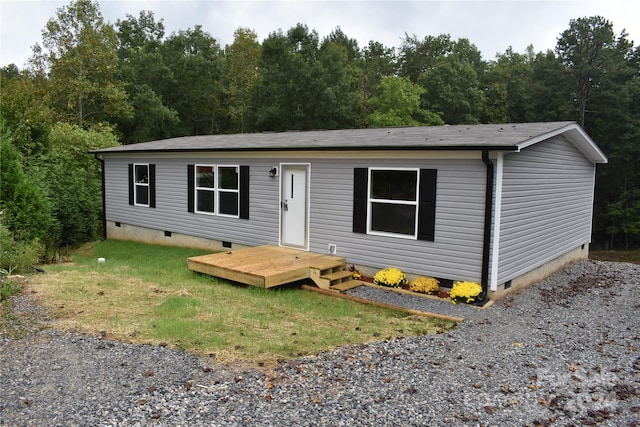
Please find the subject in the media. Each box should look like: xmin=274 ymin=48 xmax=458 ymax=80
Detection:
xmin=187 ymin=245 xmax=364 ymax=292
xmin=308 ymin=266 xmax=364 ymax=292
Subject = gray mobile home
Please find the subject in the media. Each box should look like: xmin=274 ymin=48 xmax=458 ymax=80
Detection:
xmin=92 ymin=122 xmax=607 ymax=299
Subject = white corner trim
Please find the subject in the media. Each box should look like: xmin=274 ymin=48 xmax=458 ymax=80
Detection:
xmin=489 ymin=152 xmax=504 ymax=291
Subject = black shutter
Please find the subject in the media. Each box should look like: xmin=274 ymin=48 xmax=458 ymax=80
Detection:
xmin=187 ymin=165 xmax=195 ymax=213
xmin=149 ymin=164 xmax=156 ymax=208
xmin=418 ymin=169 xmax=437 ymax=241
xmin=128 ymin=164 xmax=134 ymax=205
xmin=239 ymin=166 xmax=250 ymax=219
xmin=353 ymin=168 xmax=368 ymax=233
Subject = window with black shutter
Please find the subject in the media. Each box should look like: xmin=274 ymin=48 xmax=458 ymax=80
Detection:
xmin=129 ymin=163 xmax=155 ymax=208
xmin=353 ymin=167 xmax=436 ymax=241
xmin=188 ymin=164 xmax=249 ymax=219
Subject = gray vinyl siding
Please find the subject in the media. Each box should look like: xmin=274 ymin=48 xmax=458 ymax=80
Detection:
xmin=307 ymin=158 xmax=487 ymax=282
xmin=496 ymin=136 xmax=595 ymax=284
xmin=104 ymin=154 xmax=280 ymax=246
xmin=103 ymin=153 xmax=488 ymax=283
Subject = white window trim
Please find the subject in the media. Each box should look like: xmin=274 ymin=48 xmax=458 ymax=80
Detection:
xmin=217 ymin=165 xmax=240 ymax=218
xmin=194 ymin=164 xmax=215 ymax=215
xmin=367 ymin=167 xmax=420 ymax=240
xmin=194 ymin=164 xmax=240 ymax=218
xmin=133 ymin=163 xmax=150 ymax=207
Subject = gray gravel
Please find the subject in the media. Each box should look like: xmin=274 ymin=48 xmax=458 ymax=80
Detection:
xmin=2 ymin=259 xmax=640 ymax=426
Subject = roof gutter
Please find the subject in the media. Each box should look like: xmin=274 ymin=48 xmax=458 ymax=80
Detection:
xmin=478 ymin=149 xmax=493 ymax=305
xmin=93 ymin=153 xmax=107 ymax=241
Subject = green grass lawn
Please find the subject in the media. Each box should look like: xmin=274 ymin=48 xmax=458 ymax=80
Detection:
xmin=29 ymin=240 xmax=455 ymax=365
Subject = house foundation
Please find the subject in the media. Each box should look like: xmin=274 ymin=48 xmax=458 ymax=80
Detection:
xmin=488 ymin=244 xmax=590 ymax=301
xmin=106 ymin=221 xmax=251 ymax=252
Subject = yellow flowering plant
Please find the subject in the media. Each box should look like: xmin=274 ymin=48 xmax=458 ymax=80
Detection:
xmin=373 ymin=267 xmax=407 ymax=288
xmin=409 ymin=276 xmax=440 ymax=295
xmin=449 ymin=281 xmax=482 ymax=304
xmin=349 ymin=265 xmax=363 ymax=280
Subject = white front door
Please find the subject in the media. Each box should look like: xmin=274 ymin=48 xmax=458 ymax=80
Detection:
xmin=280 ymin=164 xmax=309 ymax=248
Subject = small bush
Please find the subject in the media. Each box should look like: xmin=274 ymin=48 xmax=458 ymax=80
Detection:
xmin=0 ymin=280 xmax=22 ymax=301
xmin=373 ymin=267 xmax=407 ymax=288
xmin=0 ymin=225 xmax=43 ymax=274
xmin=409 ymin=276 xmax=440 ymax=294
xmin=0 ymin=134 xmax=57 ymax=245
xmin=450 ymin=281 xmax=482 ymax=304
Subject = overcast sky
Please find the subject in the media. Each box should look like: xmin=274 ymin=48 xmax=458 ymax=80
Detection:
xmin=1 ymin=0 xmax=638 ymax=69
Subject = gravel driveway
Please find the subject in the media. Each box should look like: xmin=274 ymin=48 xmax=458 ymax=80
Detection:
xmin=1 ymin=259 xmax=639 ymax=426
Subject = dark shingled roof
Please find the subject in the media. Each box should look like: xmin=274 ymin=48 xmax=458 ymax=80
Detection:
xmin=91 ymin=121 xmax=606 ymax=162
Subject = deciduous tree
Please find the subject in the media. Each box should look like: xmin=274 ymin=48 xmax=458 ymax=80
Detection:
xmin=40 ymin=122 xmax=120 ymax=246
xmin=115 ymin=11 xmax=179 ymax=143
xmin=226 ymin=28 xmax=261 ymax=133
xmin=0 ymin=66 xmax=53 ymax=157
xmin=367 ymin=76 xmax=442 ymax=127
xmin=160 ymin=26 xmax=225 ymax=135
xmin=30 ymin=0 xmax=132 ymax=127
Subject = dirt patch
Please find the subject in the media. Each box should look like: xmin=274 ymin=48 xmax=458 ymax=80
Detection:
xmin=539 ymin=263 xmax=625 ymax=307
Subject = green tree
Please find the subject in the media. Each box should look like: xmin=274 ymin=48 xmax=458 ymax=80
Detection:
xmin=398 ymin=35 xmax=485 ymax=124
xmin=367 ymin=76 xmax=442 ymax=127
xmin=606 ymin=188 xmax=640 ymax=249
xmin=556 ymin=16 xmax=640 ymax=248
xmin=361 ymin=41 xmax=397 ymax=98
xmin=397 ymin=34 xmax=452 ymax=83
xmin=322 ymin=26 xmax=360 ymax=62
xmin=40 ymin=122 xmax=120 ymax=246
xmin=256 ymin=24 xmax=364 ymax=131
xmin=30 ymin=0 xmax=132 ymax=127
xmin=556 ymin=16 xmax=618 ymax=127
xmin=0 ymin=125 xmax=56 ymax=246
xmin=315 ymin=30 xmax=363 ymax=129
xmin=482 ymin=47 xmax=534 ymax=123
xmin=0 ymin=66 xmax=53 ymax=157
xmin=419 ymin=53 xmax=485 ymax=124
xmin=115 ymin=11 xmax=179 ymax=143
xmin=527 ymin=49 xmax=575 ymax=122
xmin=160 ymin=25 xmax=225 ymax=135
xmin=226 ymin=27 xmax=261 ymax=133
xmin=255 ymin=25 xmax=320 ymax=130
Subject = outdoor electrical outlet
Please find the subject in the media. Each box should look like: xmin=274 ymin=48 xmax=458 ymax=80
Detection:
xmin=328 ymin=244 xmax=337 ymax=254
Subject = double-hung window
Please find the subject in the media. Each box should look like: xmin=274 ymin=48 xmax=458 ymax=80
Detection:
xmin=369 ymin=169 xmax=419 ymax=237
xmin=128 ymin=163 xmax=155 ymax=208
xmin=217 ymin=166 xmax=239 ymax=216
xmin=353 ymin=167 xmax=437 ymax=241
xmin=134 ymin=164 xmax=150 ymax=206
xmin=195 ymin=165 xmax=215 ymax=214
xmin=190 ymin=164 xmax=243 ymax=218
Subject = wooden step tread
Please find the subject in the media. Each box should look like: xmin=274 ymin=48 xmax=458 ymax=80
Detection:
xmin=330 ymin=280 xmax=365 ymax=292
xmin=307 ymin=258 xmax=346 ymax=271
xmin=320 ymin=270 xmax=354 ymax=281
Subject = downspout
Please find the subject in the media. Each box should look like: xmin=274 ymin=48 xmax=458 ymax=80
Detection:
xmin=479 ymin=149 xmax=494 ymax=304
xmin=94 ymin=154 xmax=107 ymax=241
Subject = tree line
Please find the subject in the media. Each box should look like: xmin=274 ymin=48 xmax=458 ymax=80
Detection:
xmin=1 ymin=0 xmax=639 ymax=272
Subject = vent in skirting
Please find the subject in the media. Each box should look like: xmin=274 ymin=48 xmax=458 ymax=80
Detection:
xmin=164 ymin=231 xmax=172 ymax=237
xmin=222 ymin=241 xmax=232 ymax=248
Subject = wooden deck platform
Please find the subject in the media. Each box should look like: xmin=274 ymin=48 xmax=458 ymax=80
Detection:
xmin=187 ymin=245 xmax=364 ymax=291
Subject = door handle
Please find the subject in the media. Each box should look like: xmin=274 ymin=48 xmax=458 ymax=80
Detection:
xmin=282 ymin=200 xmax=288 ymax=211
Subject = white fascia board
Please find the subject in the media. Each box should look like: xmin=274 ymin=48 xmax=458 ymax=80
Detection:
xmin=516 ymin=123 xmax=608 ymax=164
